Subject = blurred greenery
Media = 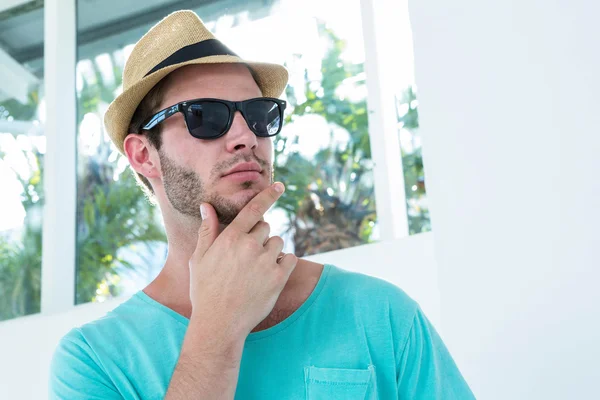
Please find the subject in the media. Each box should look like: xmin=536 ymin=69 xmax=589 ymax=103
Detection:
xmin=74 ymin=53 xmax=166 ymax=305
xmin=0 ymin=92 xmax=40 ymax=122
xmin=0 ymin=147 xmax=43 ymax=320
xmin=0 ymin=21 xmax=429 ymax=321
xmin=274 ymin=24 xmax=376 ymax=256
xmin=396 ymin=85 xmax=431 ymax=234
xmin=274 ymin=23 xmax=429 ymax=254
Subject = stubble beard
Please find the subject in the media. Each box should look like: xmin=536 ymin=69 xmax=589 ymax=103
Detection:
xmin=159 ymin=150 xmax=274 ymax=225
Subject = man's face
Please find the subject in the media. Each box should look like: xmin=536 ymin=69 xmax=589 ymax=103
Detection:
xmin=153 ymin=63 xmax=274 ymax=224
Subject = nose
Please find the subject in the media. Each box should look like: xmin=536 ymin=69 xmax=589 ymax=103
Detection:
xmin=224 ymin=111 xmax=258 ymax=152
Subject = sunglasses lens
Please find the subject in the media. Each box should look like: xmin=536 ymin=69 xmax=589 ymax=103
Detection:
xmin=245 ymin=100 xmax=282 ymax=136
xmin=185 ymin=101 xmax=230 ymax=138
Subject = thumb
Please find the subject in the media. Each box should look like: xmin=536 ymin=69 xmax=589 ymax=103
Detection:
xmin=194 ymin=203 xmax=219 ymax=260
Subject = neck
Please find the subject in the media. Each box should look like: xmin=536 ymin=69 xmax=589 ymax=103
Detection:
xmin=143 ymin=205 xmax=306 ymax=320
xmin=144 ymin=207 xmax=227 ymax=318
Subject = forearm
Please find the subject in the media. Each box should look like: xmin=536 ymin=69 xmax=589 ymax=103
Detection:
xmin=165 ymin=315 xmax=247 ymax=399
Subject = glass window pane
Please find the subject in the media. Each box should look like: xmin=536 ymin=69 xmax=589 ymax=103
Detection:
xmin=0 ymin=4 xmax=45 ymax=321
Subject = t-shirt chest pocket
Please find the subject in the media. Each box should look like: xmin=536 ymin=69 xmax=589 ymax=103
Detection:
xmin=304 ymin=364 xmax=378 ymax=399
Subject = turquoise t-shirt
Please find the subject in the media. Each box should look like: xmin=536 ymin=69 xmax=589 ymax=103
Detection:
xmin=49 ymin=264 xmax=475 ymax=399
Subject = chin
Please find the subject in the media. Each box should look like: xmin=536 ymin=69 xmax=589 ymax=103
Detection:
xmin=228 ymin=181 xmax=266 ymax=200
xmin=217 ymin=171 xmax=271 ymax=201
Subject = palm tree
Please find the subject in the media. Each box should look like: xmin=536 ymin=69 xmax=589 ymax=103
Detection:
xmin=274 ymin=23 xmax=430 ymax=255
xmin=274 ymin=24 xmax=377 ymax=257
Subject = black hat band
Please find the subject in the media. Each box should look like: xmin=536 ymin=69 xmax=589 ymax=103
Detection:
xmin=145 ymin=39 xmax=238 ymax=77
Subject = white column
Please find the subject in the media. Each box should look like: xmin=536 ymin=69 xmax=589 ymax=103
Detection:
xmin=359 ymin=0 xmax=410 ymax=240
xmin=41 ymin=0 xmax=77 ymax=315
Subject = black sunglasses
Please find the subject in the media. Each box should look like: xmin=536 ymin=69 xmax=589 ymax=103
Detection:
xmin=142 ymin=97 xmax=287 ymax=139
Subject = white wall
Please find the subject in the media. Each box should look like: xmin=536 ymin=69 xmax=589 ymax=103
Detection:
xmin=0 ymin=233 xmax=440 ymax=399
xmin=409 ymin=1 xmax=600 ymax=399
xmin=0 ymin=298 xmax=123 ymax=400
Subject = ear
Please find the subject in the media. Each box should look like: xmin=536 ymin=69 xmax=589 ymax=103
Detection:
xmin=123 ymin=133 xmax=161 ymax=180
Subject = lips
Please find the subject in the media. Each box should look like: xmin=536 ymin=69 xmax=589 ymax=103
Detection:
xmin=222 ymin=162 xmax=262 ymax=177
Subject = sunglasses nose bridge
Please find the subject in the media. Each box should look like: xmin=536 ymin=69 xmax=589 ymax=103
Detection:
xmin=226 ymin=102 xmax=248 ymax=131
xmin=226 ymin=101 xmax=238 ymax=120
xmin=231 ymin=101 xmax=244 ymax=114
xmin=231 ymin=101 xmax=250 ymax=125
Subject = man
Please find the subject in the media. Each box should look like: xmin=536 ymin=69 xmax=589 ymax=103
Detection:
xmin=49 ymin=10 xmax=475 ymax=400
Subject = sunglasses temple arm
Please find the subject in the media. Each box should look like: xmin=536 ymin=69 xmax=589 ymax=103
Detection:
xmin=142 ymin=104 xmax=182 ymax=130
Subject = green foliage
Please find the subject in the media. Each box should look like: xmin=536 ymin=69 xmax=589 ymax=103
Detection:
xmin=0 ymin=147 xmax=43 ymax=320
xmin=396 ymin=85 xmax=431 ymax=234
xmin=74 ymin=55 xmax=166 ymax=304
xmin=0 ymin=90 xmax=40 ymax=121
xmin=0 ymin=52 xmax=166 ymax=319
xmin=274 ymin=23 xmax=430 ymax=248
xmin=78 ymin=54 xmax=123 ymax=117
xmin=76 ymin=169 xmax=166 ymax=304
xmin=397 ymin=85 xmax=419 ymax=130
xmin=402 ymin=147 xmax=430 ymax=234
xmin=273 ymin=24 xmax=376 ymax=256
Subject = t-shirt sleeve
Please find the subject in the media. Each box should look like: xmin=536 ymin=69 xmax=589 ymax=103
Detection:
xmin=48 ymin=329 xmax=122 ymax=400
xmin=397 ymin=306 xmax=476 ymax=399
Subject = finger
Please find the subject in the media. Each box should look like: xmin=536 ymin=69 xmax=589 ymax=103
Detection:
xmin=193 ymin=203 xmax=219 ymax=260
xmin=264 ymin=235 xmax=284 ymax=259
xmin=248 ymin=221 xmax=271 ymax=245
xmin=277 ymin=253 xmax=299 ymax=276
xmin=229 ymin=183 xmax=285 ymax=233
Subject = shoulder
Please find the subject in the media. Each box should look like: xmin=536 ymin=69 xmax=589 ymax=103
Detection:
xmin=327 ymin=264 xmax=418 ymax=307
xmin=49 ymin=327 xmax=120 ymax=399
xmin=75 ymin=294 xmax=146 ymax=339
xmin=52 ymin=292 xmax=160 ymax=358
xmin=51 ymin=295 xmax=138 ymax=356
xmin=325 ymin=264 xmax=419 ymax=327
xmin=49 ymin=294 xmax=156 ymax=396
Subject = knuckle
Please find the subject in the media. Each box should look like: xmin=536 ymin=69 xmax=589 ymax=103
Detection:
xmin=269 ymin=186 xmax=280 ymax=201
xmin=258 ymin=221 xmax=270 ymax=230
xmin=279 ymin=254 xmax=298 ymax=270
xmin=270 ymin=235 xmax=284 ymax=246
xmin=222 ymin=230 xmax=238 ymax=244
xmin=197 ymin=225 xmax=212 ymax=240
xmin=248 ymin=203 xmax=263 ymax=218
xmin=242 ymin=235 xmax=261 ymax=252
xmin=189 ymin=250 xmax=202 ymax=266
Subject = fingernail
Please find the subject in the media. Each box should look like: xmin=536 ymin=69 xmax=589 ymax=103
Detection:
xmin=274 ymin=183 xmax=284 ymax=193
xmin=200 ymin=204 xmax=208 ymax=219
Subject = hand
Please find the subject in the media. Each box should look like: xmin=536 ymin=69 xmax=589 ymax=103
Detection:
xmin=188 ymin=182 xmax=298 ymax=338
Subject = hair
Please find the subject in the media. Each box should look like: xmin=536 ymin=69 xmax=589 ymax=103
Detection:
xmin=127 ymin=77 xmax=171 ymax=203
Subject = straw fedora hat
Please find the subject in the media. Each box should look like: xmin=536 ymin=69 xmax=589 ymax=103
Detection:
xmin=104 ymin=10 xmax=289 ymax=155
